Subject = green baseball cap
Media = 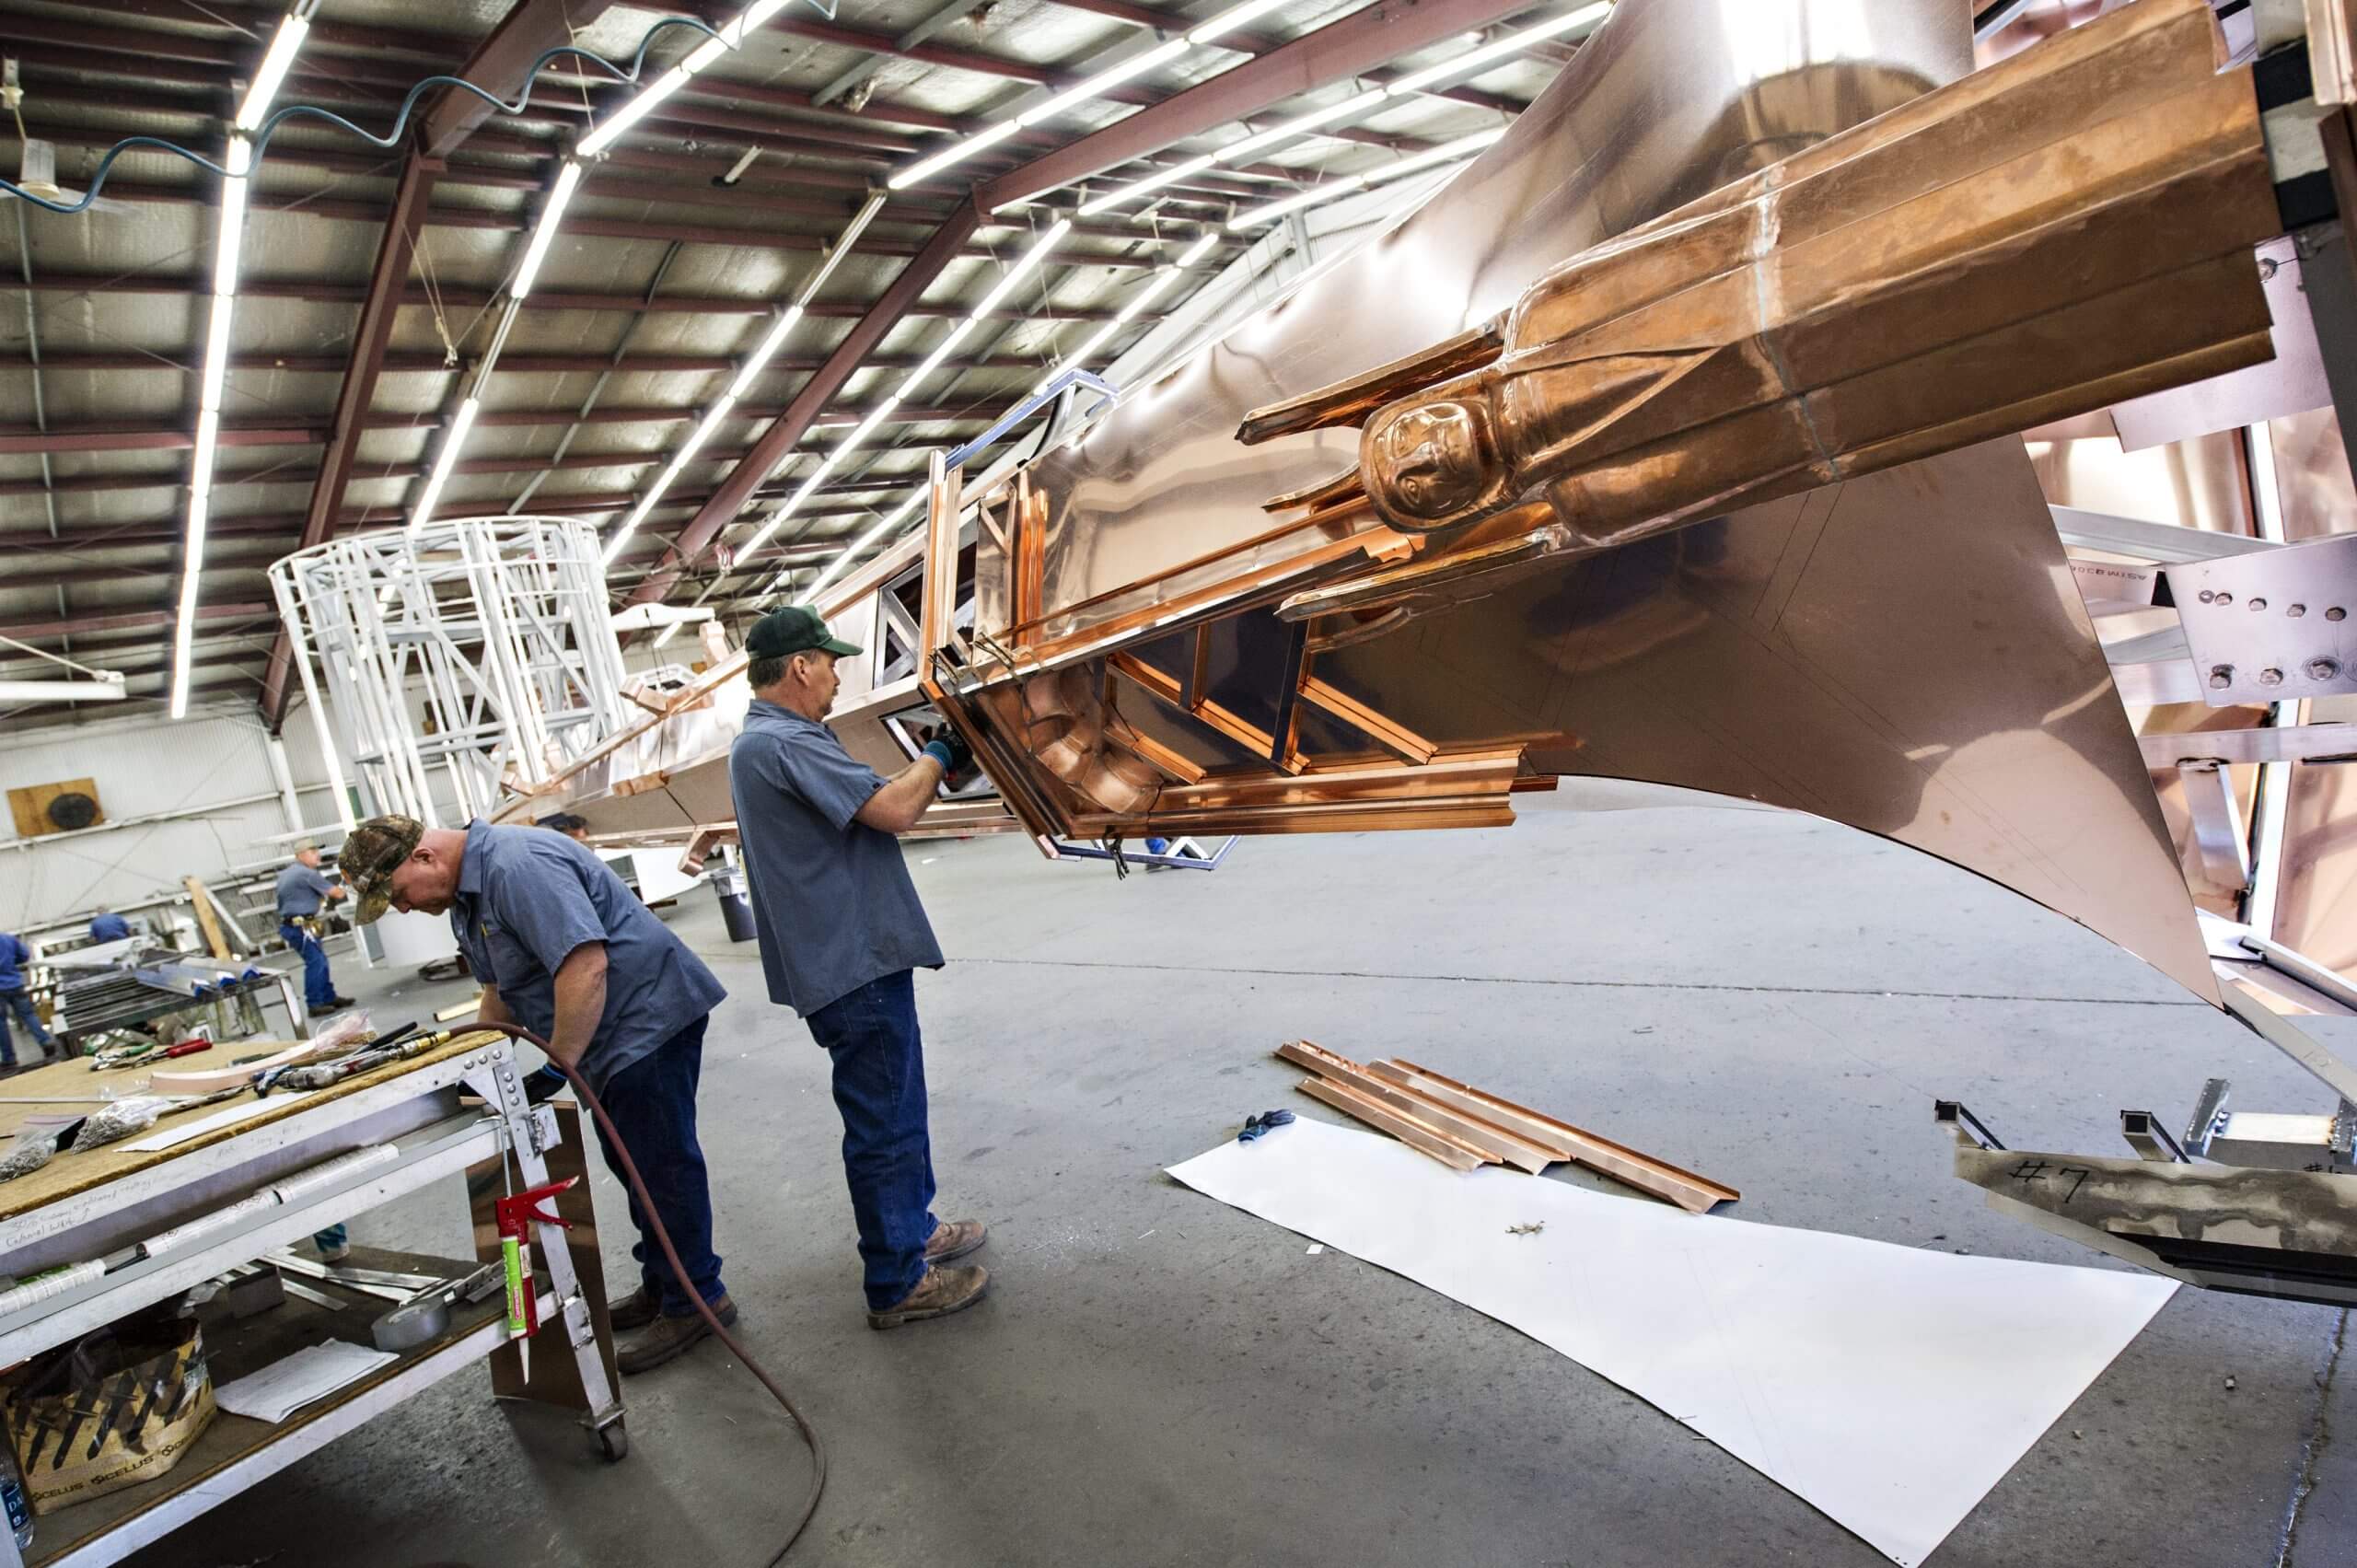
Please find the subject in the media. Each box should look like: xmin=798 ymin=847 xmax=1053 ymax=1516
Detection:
xmin=746 ymin=604 xmax=861 ymax=661
xmin=337 ymin=813 xmax=424 ymax=925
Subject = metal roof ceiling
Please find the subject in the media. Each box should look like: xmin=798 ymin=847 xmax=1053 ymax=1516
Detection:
xmin=0 ymin=0 xmax=1603 ymax=729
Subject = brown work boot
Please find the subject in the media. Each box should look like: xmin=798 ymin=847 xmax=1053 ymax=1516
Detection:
xmin=607 ymin=1286 xmax=656 ymax=1331
xmin=867 ymin=1264 xmax=989 ymax=1330
xmin=616 ymin=1294 xmax=737 ymax=1375
xmin=924 ymin=1218 xmax=988 ymax=1263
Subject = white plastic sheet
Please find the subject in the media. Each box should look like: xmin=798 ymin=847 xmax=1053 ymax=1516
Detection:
xmin=1168 ymin=1118 xmax=2175 ymax=1566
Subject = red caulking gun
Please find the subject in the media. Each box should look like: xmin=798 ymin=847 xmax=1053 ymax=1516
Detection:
xmin=494 ymin=1176 xmax=577 ymax=1380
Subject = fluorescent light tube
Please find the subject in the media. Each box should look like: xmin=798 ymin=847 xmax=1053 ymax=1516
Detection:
xmin=1187 ymin=0 xmax=1295 ymax=45
xmin=603 ymin=396 xmax=737 ymax=563
xmin=897 ymin=318 xmax=980 ymax=396
xmin=888 ymin=119 xmax=1018 ymax=191
xmin=966 ymin=219 xmax=1070 ymax=320
xmin=409 ymin=396 xmax=481 ymax=530
xmin=729 ymin=304 xmax=805 ymax=398
xmin=192 ymin=406 xmax=221 ymax=493
xmin=199 ymin=297 xmax=236 ymax=411
xmin=0 ymin=679 xmax=126 ymax=703
xmin=509 ymin=162 xmax=583 ymax=298
xmin=1078 ymin=152 xmax=1213 ymax=216
xmin=235 ymin=14 xmax=310 ymax=131
xmin=800 ymin=494 xmax=923 ymax=604
xmin=578 ymin=64 xmax=693 ymax=157
xmin=1229 ymin=174 xmax=1364 ymax=229
xmin=730 ymin=0 xmax=797 ymax=39
xmin=832 ymin=395 xmax=902 ymax=458
xmin=1222 ymin=90 xmax=1385 ymax=163
xmin=214 ymin=141 xmax=251 ymax=297
xmin=1017 ymin=39 xmax=1190 ymax=126
xmin=1227 ymin=131 xmax=1497 ymax=229
xmin=1364 ymin=129 xmax=1504 ymax=184
xmin=1385 ymin=6 xmax=1606 ymax=96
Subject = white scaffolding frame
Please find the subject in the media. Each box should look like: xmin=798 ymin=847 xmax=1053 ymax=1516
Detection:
xmin=269 ymin=517 xmax=628 ymax=827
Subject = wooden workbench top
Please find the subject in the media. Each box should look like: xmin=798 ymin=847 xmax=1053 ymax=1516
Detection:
xmin=0 ymin=1032 xmax=501 ymax=1226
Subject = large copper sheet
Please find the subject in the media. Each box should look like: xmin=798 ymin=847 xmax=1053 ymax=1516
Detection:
xmin=1019 ymin=0 xmax=2219 ymax=1001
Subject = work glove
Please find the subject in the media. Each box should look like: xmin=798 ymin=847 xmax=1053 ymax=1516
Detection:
xmin=921 ymin=730 xmax=973 ymax=775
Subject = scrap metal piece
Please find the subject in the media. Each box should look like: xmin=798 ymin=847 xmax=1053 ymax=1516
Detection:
xmin=2184 ymin=1077 xmax=2235 ymax=1158
xmin=1944 ymin=1122 xmax=2357 ymax=1306
xmin=2119 ymin=1109 xmax=2190 ymax=1164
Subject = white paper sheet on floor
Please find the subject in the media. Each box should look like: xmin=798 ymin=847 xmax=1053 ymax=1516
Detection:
xmin=214 ymin=1339 xmax=397 ymax=1423
xmin=1167 ymin=1118 xmax=2176 ymax=1567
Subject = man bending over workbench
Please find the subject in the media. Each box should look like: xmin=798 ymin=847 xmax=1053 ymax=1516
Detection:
xmin=336 ymin=812 xmax=734 ymax=1374
xmin=728 ymin=605 xmax=989 ymax=1330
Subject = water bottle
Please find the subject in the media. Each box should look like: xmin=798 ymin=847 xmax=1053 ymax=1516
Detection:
xmin=0 ymin=1430 xmax=33 ymax=1551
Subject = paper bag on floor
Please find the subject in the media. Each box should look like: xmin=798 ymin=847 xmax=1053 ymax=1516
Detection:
xmin=1 ymin=1307 xmax=216 ymax=1515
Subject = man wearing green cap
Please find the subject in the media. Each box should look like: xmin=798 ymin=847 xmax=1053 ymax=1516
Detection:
xmin=338 ymin=810 xmax=734 ymax=1372
xmin=728 ymin=603 xmax=990 ymax=1330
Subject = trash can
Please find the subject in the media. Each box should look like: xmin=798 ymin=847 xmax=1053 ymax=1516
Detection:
xmin=714 ymin=867 xmax=758 ymax=943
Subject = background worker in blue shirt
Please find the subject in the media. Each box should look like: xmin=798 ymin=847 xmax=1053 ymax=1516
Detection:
xmin=87 ymin=908 xmax=131 ymax=944
xmin=274 ymin=845 xmax=353 ymax=1016
xmin=0 ymin=932 xmax=52 ymax=1070
xmin=337 ymin=811 xmax=733 ymax=1374
xmin=727 ymin=605 xmax=989 ymax=1331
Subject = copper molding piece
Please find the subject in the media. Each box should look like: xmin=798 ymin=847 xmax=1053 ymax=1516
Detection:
xmin=1253 ymin=0 xmax=2275 ymax=564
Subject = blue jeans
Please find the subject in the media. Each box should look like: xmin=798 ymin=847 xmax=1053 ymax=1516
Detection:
xmin=588 ymin=1015 xmax=726 ymax=1318
xmin=807 ymin=970 xmax=938 ymax=1311
xmin=280 ymin=922 xmax=336 ymax=1010
xmin=0 ymin=989 xmax=51 ymax=1065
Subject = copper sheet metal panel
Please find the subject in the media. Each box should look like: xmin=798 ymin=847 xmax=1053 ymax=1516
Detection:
xmin=1311 ymin=439 xmax=2219 ymax=999
xmin=985 ymin=0 xmax=2225 ymax=1000
xmin=1020 ymin=0 xmax=1970 ymax=633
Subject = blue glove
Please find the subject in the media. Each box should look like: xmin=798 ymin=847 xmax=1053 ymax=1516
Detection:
xmin=923 ymin=733 xmax=971 ymax=773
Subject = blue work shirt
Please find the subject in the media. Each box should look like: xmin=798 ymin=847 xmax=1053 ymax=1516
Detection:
xmin=0 ymin=935 xmax=29 ymax=992
xmin=88 ymin=913 xmax=131 ymax=943
xmin=448 ymin=820 xmax=726 ymax=1091
xmin=727 ymin=699 xmax=944 ymax=1017
xmin=275 ymin=863 xmax=334 ymax=919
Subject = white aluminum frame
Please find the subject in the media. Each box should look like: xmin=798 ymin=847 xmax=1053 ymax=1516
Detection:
xmin=268 ymin=518 xmax=630 ymax=826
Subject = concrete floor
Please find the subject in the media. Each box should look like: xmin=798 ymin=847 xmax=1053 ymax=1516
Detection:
xmin=124 ymin=792 xmax=2351 ymax=1568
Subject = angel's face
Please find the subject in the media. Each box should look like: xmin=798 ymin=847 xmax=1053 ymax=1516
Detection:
xmin=1369 ymin=399 xmax=1497 ymax=528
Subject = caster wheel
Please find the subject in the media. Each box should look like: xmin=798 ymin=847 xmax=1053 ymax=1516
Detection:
xmin=597 ymin=1420 xmax=629 ymax=1462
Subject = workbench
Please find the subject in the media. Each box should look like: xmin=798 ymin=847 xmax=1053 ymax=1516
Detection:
xmin=0 ymin=1032 xmax=624 ymax=1566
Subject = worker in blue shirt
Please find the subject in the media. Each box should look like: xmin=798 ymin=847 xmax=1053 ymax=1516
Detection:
xmin=337 ymin=812 xmax=733 ymax=1375
xmin=0 ymin=932 xmax=53 ymax=1070
xmin=87 ymin=908 xmax=132 ymax=944
xmin=274 ymin=845 xmax=353 ymax=1016
xmin=727 ymin=606 xmax=989 ymax=1331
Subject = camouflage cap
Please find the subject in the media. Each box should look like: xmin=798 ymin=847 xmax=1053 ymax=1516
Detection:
xmin=338 ymin=813 xmax=424 ymax=925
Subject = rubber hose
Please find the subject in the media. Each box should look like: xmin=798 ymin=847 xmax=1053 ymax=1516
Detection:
xmin=471 ymin=1021 xmax=826 ymax=1564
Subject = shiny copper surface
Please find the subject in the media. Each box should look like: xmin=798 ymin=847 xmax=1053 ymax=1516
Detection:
xmin=949 ymin=0 xmax=2225 ymax=999
xmin=1278 ymin=2 xmax=2274 ymax=560
xmin=528 ymin=0 xmax=2268 ymax=1005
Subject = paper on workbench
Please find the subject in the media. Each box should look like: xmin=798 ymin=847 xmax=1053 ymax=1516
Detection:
xmin=214 ymin=1339 xmax=396 ymax=1423
xmin=124 ymin=1091 xmax=314 ymax=1152
xmin=1167 ymin=1118 xmax=2175 ymax=1567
